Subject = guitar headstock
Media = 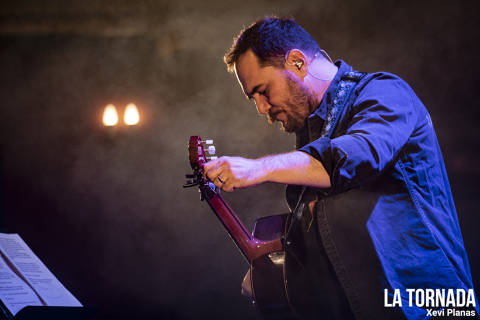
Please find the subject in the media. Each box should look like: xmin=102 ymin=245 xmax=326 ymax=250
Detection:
xmin=188 ymin=136 xmax=217 ymax=170
xmin=184 ymin=136 xmax=217 ymax=191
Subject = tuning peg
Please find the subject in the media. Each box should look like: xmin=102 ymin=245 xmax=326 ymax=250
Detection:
xmin=207 ymin=156 xmax=218 ymax=161
xmin=203 ymin=139 xmax=213 ymax=145
xmin=207 ymin=145 xmax=216 ymax=155
xmin=185 ymin=174 xmax=195 ymax=179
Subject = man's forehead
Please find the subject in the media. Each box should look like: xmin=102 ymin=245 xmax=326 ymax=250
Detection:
xmin=234 ymin=50 xmax=264 ymax=98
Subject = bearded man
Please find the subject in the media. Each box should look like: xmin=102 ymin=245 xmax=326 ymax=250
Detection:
xmin=203 ymin=17 xmax=478 ymax=320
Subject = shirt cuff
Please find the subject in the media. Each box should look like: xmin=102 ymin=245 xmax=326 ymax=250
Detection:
xmin=299 ymin=137 xmax=337 ymax=191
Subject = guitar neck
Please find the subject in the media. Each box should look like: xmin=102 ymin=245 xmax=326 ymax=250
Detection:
xmin=203 ymin=187 xmax=282 ymax=263
xmin=186 ymin=135 xmax=281 ymax=263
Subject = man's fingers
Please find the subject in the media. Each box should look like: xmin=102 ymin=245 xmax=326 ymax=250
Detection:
xmin=213 ymin=174 xmax=234 ymax=191
xmin=204 ymin=157 xmax=232 ymax=183
xmin=203 ymin=159 xmax=222 ymax=180
xmin=212 ymin=178 xmax=224 ymax=189
xmin=222 ymin=180 xmax=234 ymax=192
xmin=206 ymin=166 xmax=224 ymax=182
xmin=202 ymin=156 xmax=253 ymax=192
xmin=202 ymin=158 xmax=218 ymax=171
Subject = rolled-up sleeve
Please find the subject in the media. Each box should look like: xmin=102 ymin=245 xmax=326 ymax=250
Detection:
xmin=300 ymin=75 xmax=418 ymax=193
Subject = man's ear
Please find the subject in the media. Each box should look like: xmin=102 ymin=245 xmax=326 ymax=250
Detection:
xmin=284 ymin=49 xmax=308 ymax=78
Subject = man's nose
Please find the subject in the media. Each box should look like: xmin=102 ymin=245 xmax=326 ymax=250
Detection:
xmin=253 ymin=95 xmax=270 ymax=115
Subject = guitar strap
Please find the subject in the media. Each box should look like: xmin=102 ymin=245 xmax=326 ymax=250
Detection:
xmin=321 ymin=70 xmax=367 ymax=138
xmin=287 ymin=70 xmax=366 ymax=232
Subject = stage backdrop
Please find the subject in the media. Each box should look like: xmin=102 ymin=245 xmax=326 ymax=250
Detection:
xmin=0 ymin=0 xmax=478 ymax=319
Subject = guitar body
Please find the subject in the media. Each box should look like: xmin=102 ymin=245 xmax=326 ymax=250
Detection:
xmin=249 ymin=212 xmax=329 ymax=320
xmin=249 ymin=214 xmax=297 ymax=319
xmin=251 ymin=252 xmax=293 ymax=319
xmin=248 ymin=212 xmax=327 ymax=320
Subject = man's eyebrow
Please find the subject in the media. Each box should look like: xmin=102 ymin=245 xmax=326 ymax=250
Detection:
xmin=246 ymin=84 xmax=262 ymax=99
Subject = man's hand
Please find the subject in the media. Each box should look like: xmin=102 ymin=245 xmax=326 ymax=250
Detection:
xmin=202 ymin=151 xmax=331 ymax=192
xmin=203 ymin=156 xmax=266 ymax=192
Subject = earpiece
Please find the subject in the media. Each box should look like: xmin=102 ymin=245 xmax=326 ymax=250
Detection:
xmin=294 ymin=61 xmax=303 ymax=70
xmin=284 ymin=49 xmax=333 ymax=81
xmin=284 ymin=49 xmax=305 ymax=70
xmin=286 ymin=60 xmax=303 ymax=70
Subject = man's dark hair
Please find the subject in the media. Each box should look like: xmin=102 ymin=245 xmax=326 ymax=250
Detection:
xmin=224 ymin=16 xmax=322 ymax=73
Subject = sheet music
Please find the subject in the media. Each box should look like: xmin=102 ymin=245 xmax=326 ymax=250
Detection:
xmin=0 ymin=233 xmax=82 ymax=308
xmin=0 ymin=252 xmax=43 ymax=315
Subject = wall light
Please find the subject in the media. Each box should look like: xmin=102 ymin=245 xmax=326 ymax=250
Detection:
xmin=103 ymin=104 xmax=119 ymax=126
xmin=124 ymin=103 xmax=140 ymax=126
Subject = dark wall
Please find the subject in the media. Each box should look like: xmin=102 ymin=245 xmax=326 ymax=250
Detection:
xmin=0 ymin=1 xmax=479 ymax=319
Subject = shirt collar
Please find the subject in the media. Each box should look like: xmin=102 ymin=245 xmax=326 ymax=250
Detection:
xmin=295 ymin=60 xmax=352 ymax=149
xmin=311 ymin=59 xmax=353 ymax=120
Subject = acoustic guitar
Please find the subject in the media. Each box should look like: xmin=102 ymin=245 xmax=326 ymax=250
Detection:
xmin=184 ymin=136 xmax=298 ymax=319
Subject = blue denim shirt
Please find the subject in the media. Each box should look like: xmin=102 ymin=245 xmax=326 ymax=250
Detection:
xmin=292 ymin=60 xmax=478 ymax=319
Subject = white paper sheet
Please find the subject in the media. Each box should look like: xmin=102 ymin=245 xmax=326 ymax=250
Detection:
xmin=0 ymin=253 xmax=43 ymax=315
xmin=0 ymin=233 xmax=82 ymax=308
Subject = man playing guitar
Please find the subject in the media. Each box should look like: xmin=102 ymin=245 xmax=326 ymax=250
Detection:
xmin=200 ymin=16 xmax=478 ymax=319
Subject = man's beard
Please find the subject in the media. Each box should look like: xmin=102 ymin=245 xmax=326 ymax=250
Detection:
xmin=267 ymin=74 xmax=318 ymax=133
